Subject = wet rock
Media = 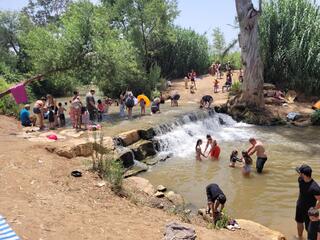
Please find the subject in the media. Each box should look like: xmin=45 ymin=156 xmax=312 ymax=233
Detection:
xmin=157 ymin=185 xmax=167 ymax=192
xmin=118 ymin=130 xmax=140 ymax=146
xmin=160 ymin=153 xmax=173 ymax=162
xmin=138 ymin=128 xmax=155 ymax=140
xmin=130 ymin=140 xmax=156 ymax=161
xmin=124 ymin=165 xmax=148 ymax=178
xmin=116 ymin=149 xmax=135 ymax=168
xmin=122 ymin=176 xmax=155 ymax=196
xmin=165 ymin=191 xmax=184 ymax=206
xmin=154 ymin=191 xmax=165 ymax=198
xmin=143 ymin=157 xmax=159 ymax=166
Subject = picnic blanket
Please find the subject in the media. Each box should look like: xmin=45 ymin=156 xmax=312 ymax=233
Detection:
xmin=0 ymin=215 xmax=20 ymax=240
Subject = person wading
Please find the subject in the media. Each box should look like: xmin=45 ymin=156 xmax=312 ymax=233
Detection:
xmin=295 ymin=165 xmax=320 ymax=239
xmin=247 ymin=138 xmax=268 ymax=173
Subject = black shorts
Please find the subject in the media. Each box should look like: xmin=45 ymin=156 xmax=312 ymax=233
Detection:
xmin=295 ymin=205 xmax=310 ymax=230
xmin=59 ymin=114 xmax=65 ymax=121
xmin=33 ymin=107 xmax=41 ymax=114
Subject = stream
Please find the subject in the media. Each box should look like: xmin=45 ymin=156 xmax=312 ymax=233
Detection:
xmin=141 ymin=112 xmax=320 ymax=239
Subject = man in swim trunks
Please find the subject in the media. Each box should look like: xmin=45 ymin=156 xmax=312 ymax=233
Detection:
xmin=200 ymin=95 xmax=213 ymax=109
xmin=247 ymin=138 xmax=267 ymax=173
xmin=206 ymin=183 xmax=226 ymax=221
xmin=295 ymin=165 xmax=320 ymax=239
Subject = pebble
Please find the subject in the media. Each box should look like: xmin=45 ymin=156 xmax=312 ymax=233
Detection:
xmin=154 ymin=191 xmax=165 ymax=198
xmin=157 ymin=185 xmax=167 ymax=192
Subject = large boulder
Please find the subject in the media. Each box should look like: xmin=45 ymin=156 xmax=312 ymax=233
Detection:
xmin=118 ymin=130 xmax=140 ymax=146
xmin=237 ymin=219 xmax=286 ymax=240
xmin=138 ymin=128 xmax=155 ymax=140
xmin=130 ymin=140 xmax=157 ymax=161
xmin=115 ymin=148 xmax=135 ymax=168
xmin=122 ymin=176 xmax=155 ymax=196
xmin=165 ymin=191 xmax=184 ymax=206
xmin=124 ymin=161 xmax=148 ymax=178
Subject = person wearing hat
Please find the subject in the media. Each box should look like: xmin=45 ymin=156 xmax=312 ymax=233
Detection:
xmin=205 ymin=183 xmax=226 ymax=221
xmin=20 ymin=104 xmax=35 ymax=127
xmin=295 ymin=164 xmax=320 ymax=239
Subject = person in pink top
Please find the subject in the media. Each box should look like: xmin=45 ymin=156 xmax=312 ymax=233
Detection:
xmin=97 ymin=99 xmax=105 ymax=122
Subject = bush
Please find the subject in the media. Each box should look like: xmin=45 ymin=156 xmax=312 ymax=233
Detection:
xmin=0 ymin=77 xmax=19 ymax=116
xmin=230 ymin=81 xmax=242 ymax=95
xmin=311 ymin=110 xmax=320 ymax=125
xmin=214 ymin=210 xmax=230 ymax=229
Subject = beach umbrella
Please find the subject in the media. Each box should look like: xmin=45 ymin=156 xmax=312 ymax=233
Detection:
xmin=137 ymin=94 xmax=151 ymax=107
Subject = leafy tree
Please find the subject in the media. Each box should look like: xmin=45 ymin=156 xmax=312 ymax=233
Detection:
xmin=211 ymin=27 xmax=226 ymax=60
xmin=23 ymin=0 xmax=72 ymax=26
xmin=103 ymin=0 xmax=179 ymax=72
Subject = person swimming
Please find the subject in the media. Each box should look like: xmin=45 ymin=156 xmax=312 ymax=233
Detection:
xmin=229 ymin=150 xmax=241 ymax=168
xmin=241 ymin=151 xmax=253 ymax=176
xmin=195 ymin=139 xmax=206 ymax=161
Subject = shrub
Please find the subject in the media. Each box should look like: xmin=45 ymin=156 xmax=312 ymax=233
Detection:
xmin=230 ymin=81 xmax=242 ymax=95
xmin=311 ymin=110 xmax=320 ymax=125
xmin=214 ymin=209 xmax=230 ymax=229
xmin=0 ymin=77 xmax=19 ymax=116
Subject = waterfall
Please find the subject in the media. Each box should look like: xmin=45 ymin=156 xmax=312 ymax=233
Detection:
xmin=154 ymin=110 xmax=253 ymax=158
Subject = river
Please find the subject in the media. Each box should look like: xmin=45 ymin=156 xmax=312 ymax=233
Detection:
xmin=141 ymin=112 xmax=320 ymax=239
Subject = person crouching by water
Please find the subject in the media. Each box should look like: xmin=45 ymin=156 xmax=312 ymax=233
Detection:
xmin=208 ymin=140 xmax=221 ymax=160
xmin=241 ymin=151 xmax=253 ymax=176
xmin=247 ymin=137 xmax=268 ymax=173
xmin=295 ymin=165 xmax=320 ymax=239
xmin=195 ymin=139 xmax=206 ymax=161
xmin=229 ymin=150 xmax=241 ymax=168
xmin=206 ymin=183 xmax=226 ymax=222
xmin=151 ymin=98 xmax=161 ymax=114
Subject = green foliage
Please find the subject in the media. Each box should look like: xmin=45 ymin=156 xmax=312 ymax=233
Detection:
xmin=230 ymin=81 xmax=242 ymax=95
xmin=223 ymin=51 xmax=242 ymax=70
xmin=259 ymin=0 xmax=320 ymax=95
xmin=0 ymin=77 xmax=19 ymax=116
xmin=211 ymin=27 xmax=226 ymax=60
xmin=311 ymin=110 xmax=320 ymax=125
xmin=158 ymin=27 xmax=210 ymax=78
xmin=214 ymin=210 xmax=230 ymax=229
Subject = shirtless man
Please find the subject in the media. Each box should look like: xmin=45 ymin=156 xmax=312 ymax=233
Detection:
xmin=204 ymin=134 xmax=213 ymax=154
xmin=247 ymin=138 xmax=268 ymax=173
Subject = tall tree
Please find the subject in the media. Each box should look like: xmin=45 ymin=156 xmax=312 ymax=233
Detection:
xmin=104 ymin=0 xmax=178 ymax=72
xmin=23 ymin=0 xmax=72 ymax=26
xmin=235 ymin=0 xmax=264 ymax=108
xmin=211 ymin=27 xmax=226 ymax=60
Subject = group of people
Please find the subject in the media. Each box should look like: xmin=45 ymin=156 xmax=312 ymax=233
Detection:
xmin=196 ymin=136 xmax=268 ymax=176
xmin=184 ymin=69 xmax=197 ymax=94
xmin=206 ymin=164 xmax=320 ymax=240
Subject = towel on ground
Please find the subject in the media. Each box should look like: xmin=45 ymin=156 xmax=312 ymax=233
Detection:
xmin=0 ymin=215 xmax=20 ymax=240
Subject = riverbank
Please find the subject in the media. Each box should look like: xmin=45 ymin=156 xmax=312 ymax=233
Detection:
xmin=0 ymin=115 xmax=286 ymax=240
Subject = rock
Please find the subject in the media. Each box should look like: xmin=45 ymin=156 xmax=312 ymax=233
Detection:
xmin=130 ymin=140 xmax=156 ymax=161
xmin=160 ymin=153 xmax=173 ymax=162
xmin=165 ymin=191 xmax=184 ymax=206
xmin=115 ymin=148 xmax=135 ymax=168
xmin=138 ymin=128 xmax=155 ymax=140
xmin=237 ymin=219 xmax=286 ymax=240
xmin=118 ymin=130 xmax=140 ymax=146
xmin=89 ymin=136 xmax=115 ymax=153
xmin=95 ymin=181 xmax=106 ymax=187
xmin=154 ymin=191 xmax=165 ymax=198
xmin=124 ymin=161 xmax=148 ymax=178
xmin=157 ymin=185 xmax=167 ymax=192
xmin=198 ymin=208 xmax=212 ymax=223
xmin=263 ymin=83 xmax=276 ymax=90
xmin=122 ymin=176 xmax=155 ymax=196
xmin=164 ymin=222 xmax=196 ymax=240
xmin=143 ymin=157 xmax=159 ymax=166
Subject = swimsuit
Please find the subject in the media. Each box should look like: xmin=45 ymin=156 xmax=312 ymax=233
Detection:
xmin=210 ymin=145 xmax=221 ymax=159
xmin=256 ymin=157 xmax=267 ymax=173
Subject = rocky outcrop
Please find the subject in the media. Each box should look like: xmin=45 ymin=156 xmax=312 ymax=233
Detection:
xmin=138 ymin=128 xmax=155 ymax=140
xmin=124 ymin=162 xmax=148 ymax=178
xmin=130 ymin=140 xmax=157 ymax=161
xmin=122 ymin=176 xmax=155 ymax=196
xmin=165 ymin=191 xmax=184 ymax=206
xmin=117 ymin=130 xmax=140 ymax=146
xmin=115 ymin=148 xmax=135 ymax=168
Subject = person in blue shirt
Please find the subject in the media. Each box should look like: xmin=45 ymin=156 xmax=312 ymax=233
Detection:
xmin=20 ymin=104 xmax=33 ymax=127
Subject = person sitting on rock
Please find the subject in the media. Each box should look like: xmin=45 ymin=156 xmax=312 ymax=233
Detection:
xmin=206 ymin=183 xmax=226 ymax=222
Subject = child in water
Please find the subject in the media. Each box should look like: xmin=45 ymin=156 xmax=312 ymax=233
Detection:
xmin=241 ymin=151 xmax=253 ymax=176
xmin=229 ymin=150 xmax=241 ymax=168
xmin=195 ymin=139 xmax=206 ymax=161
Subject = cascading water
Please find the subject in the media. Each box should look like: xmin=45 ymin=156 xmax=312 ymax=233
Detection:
xmin=154 ymin=110 xmax=254 ymax=158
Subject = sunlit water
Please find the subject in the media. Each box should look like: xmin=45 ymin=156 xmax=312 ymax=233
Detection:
xmin=141 ymin=112 xmax=320 ymax=239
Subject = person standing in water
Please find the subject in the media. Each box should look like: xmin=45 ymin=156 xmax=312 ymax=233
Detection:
xmin=247 ymin=138 xmax=268 ymax=173
xmin=195 ymin=139 xmax=206 ymax=161
xmin=295 ymin=164 xmax=320 ymax=239
xmin=204 ymin=134 xmax=213 ymax=154
xmin=208 ymin=140 xmax=221 ymax=160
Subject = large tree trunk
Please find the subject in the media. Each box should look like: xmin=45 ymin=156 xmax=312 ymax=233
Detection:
xmin=236 ymin=0 xmax=264 ymax=108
